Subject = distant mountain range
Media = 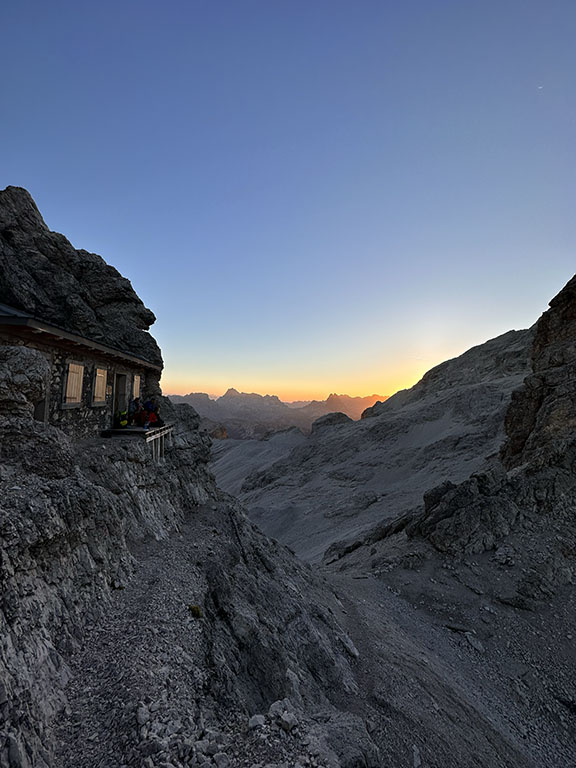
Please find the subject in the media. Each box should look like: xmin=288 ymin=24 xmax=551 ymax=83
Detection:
xmin=168 ymin=388 xmax=387 ymax=438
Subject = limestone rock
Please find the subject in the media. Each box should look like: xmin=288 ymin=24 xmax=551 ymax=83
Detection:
xmin=248 ymin=715 xmax=266 ymax=729
xmin=0 ymin=186 xmax=162 ymax=366
xmin=279 ymin=712 xmax=298 ymax=732
xmin=502 ymin=274 xmax=576 ymax=467
xmin=0 ymin=346 xmax=50 ymax=416
xmin=310 ymin=412 xmax=353 ymax=433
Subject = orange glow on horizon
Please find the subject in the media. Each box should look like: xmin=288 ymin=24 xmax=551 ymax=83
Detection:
xmin=159 ymin=357 xmax=435 ymax=403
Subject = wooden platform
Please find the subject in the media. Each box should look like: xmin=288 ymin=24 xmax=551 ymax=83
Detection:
xmin=102 ymin=424 xmax=172 ymax=438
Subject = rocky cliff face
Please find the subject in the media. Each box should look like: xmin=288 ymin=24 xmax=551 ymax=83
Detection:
xmin=502 ymin=274 xmax=576 ymax=468
xmin=0 ymin=186 xmax=162 ymax=366
xmin=0 ymin=347 xmax=212 ymax=766
xmin=1 ymin=349 xmax=380 ymax=768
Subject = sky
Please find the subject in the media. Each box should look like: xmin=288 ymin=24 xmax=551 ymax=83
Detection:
xmin=2 ymin=1 xmax=575 ymax=400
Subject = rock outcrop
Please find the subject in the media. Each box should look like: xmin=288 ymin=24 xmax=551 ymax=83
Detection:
xmin=502 ymin=273 xmax=576 ymax=467
xmin=0 ymin=346 xmax=51 ymax=416
xmin=311 ymin=412 xmax=353 ymax=432
xmin=0 ymin=186 xmax=162 ymax=366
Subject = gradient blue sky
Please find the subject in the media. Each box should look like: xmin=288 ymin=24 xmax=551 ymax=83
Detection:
xmin=2 ymin=1 xmax=575 ymax=399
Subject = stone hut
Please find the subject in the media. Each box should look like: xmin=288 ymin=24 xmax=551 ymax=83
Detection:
xmin=0 ymin=302 xmax=162 ymax=439
xmin=0 ymin=185 xmax=166 ymax=443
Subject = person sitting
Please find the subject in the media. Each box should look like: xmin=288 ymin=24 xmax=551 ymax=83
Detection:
xmin=154 ymin=404 xmax=164 ymax=427
xmin=128 ymin=397 xmax=143 ymax=426
xmin=134 ymin=404 xmax=147 ymax=427
xmin=114 ymin=409 xmax=128 ymax=428
xmin=143 ymin=397 xmax=164 ymax=428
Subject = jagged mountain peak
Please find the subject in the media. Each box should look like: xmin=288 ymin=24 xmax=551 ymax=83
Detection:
xmin=0 ymin=185 xmax=49 ymax=233
xmin=222 ymin=387 xmax=241 ymax=397
xmin=170 ymin=389 xmax=386 ymax=438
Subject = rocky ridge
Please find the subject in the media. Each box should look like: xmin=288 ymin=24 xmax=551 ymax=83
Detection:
xmin=330 ymin=275 xmax=576 ymax=570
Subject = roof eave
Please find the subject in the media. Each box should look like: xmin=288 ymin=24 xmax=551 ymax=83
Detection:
xmin=0 ymin=317 xmax=163 ymax=372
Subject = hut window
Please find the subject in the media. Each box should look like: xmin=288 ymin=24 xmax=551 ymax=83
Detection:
xmin=133 ymin=374 xmax=141 ymax=399
xmin=65 ymin=363 xmax=84 ymax=404
xmin=93 ymin=368 xmax=107 ymax=403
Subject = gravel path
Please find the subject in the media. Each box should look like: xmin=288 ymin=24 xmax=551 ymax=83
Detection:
xmin=52 ymin=504 xmax=322 ymax=768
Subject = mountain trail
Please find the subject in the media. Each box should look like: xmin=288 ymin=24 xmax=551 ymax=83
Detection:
xmin=52 ymin=504 xmax=314 ymax=768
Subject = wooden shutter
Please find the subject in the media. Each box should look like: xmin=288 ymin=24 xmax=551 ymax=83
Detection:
xmin=93 ymin=368 xmax=107 ymax=402
xmin=133 ymin=374 xmax=141 ymax=398
xmin=65 ymin=363 xmax=84 ymax=403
